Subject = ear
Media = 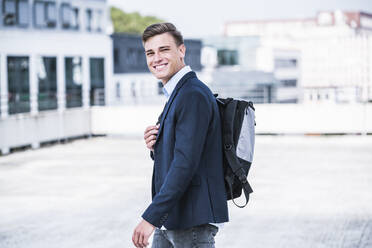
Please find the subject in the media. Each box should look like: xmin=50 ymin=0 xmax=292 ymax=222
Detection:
xmin=178 ymin=44 xmax=186 ymax=59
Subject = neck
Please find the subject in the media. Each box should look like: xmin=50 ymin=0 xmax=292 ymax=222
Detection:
xmin=161 ymin=64 xmax=186 ymax=85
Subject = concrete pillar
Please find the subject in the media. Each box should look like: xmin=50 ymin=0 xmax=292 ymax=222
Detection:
xmin=56 ymin=55 xmax=65 ymax=141
xmin=57 ymin=55 xmax=66 ymax=112
xmin=0 ymin=54 xmax=10 ymax=154
xmin=0 ymin=54 xmax=8 ymax=118
xmin=105 ymin=41 xmax=113 ymax=106
xmin=104 ymin=56 xmax=110 ymax=106
xmin=367 ymin=36 xmax=372 ymax=102
xmin=29 ymin=54 xmax=40 ymax=149
xmin=29 ymin=54 xmax=38 ymax=115
xmin=82 ymin=55 xmax=90 ymax=109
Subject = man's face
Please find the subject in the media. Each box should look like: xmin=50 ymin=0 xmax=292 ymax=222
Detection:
xmin=144 ymin=32 xmax=186 ymax=84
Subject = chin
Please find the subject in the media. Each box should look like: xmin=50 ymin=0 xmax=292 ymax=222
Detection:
xmin=154 ymin=72 xmax=169 ymax=80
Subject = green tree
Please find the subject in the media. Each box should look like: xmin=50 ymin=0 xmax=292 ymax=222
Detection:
xmin=110 ymin=7 xmax=165 ymax=34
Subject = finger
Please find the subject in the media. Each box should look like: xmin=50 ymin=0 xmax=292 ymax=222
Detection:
xmin=144 ymin=132 xmax=150 ymax=140
xmin=145 ymin=134 xmax=157 ymax=143
xmin=147 ymin=140 xmax=156 ymax=150
xmin=139 ymin=233 xmax=145 ymax=247
xmin=144 ymin=129 xmax=152 ymax=139
xmin=146 ymin=128 xmax=159 ymax=137
xmin=151 ymin=129 xmax=159 ymax=134
xmin=144 ymin=133 xmax=154 ymax=141
xmin=144 ymin=126 xmax=154 ymax=134
xmin=134 ymin=230 xmax=141 ymax=248
xmin=145 ymin=136 xmax=157 ymax=148
xmin=143 ymin=234 xmax=150 ymax=247
xmin=144 ymin=129 xmax=158 ymax=140
xmin=132 ymin=231 xmax=137 ymax=247
xmin=144 ymin=125 xmax=157 ymax=135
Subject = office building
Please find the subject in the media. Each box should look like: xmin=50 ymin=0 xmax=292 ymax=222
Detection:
xmin=0 ymin=0 xmax=112 ymax=154
xmin=224 ymin=10 xmax=372 ymax=104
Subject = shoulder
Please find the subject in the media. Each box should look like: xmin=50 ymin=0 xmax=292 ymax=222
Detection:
xmin=179 ymin=75 xmax=213 ymax=101
xmin=174 ymin=76 xmax=215 ymax=118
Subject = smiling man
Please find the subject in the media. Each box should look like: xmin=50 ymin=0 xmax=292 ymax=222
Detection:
xmin=132 ymin=23 xmax=229 ymax=248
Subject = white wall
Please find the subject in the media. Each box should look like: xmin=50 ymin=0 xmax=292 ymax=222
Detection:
xmin=91 ymin=104 xmax=372 ymax=136
xmin=2 ymin=103 xmax=370 ymax=154
xmin=0 ymin=109 xmax=91 ymax=154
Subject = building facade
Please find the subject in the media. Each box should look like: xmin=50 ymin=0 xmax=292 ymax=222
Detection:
xmin=224 ymin=10 xmax=372 ymax=104
xmin=202 ymin=36 xmax=297 ymax=103
xmin=0 ymin=0 xmax=112 ymax=154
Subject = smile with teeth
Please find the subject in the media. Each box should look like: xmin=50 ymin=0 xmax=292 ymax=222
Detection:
xmin=154 ymin=63 xmax=168 ymax=71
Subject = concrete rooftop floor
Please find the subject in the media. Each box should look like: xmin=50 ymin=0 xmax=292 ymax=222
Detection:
xmin=0 ymin=135 xmax=372 ymax=248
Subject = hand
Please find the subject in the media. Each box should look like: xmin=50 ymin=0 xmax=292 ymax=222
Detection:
xmin=144 ymin=124 xmax=160 ymax=151
xmin=132 ymin=219 xmax=155 ymax=248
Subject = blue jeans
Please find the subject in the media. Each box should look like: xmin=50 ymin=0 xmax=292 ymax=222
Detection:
xmin=151 ymin=224 xmax=219 ymax=248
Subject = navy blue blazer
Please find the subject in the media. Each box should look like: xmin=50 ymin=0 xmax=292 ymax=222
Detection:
xmin=142 ymin=71 xmax=229 ymax=230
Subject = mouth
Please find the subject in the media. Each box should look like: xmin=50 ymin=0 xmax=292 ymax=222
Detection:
xmin=153 ymin=63 xmax=168 ymax=71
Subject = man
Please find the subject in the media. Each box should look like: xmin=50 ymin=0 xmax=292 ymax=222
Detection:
xmin=132 ymin=23 xmax=229 ymax=248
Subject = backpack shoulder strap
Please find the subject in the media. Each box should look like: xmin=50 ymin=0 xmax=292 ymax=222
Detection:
xmin=222 ymin=99 xmax=253 ymax=208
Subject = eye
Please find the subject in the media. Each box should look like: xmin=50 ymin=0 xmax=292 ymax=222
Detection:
xmin=146 ymin=52 xmax=154 ymax=56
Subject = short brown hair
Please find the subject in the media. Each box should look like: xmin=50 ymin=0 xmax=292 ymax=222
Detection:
xmin=142 ymin=22 xmax=184 ymax=46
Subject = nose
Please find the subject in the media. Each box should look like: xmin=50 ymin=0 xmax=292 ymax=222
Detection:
xmin=153 ymin=52 xmax=162 ymax=63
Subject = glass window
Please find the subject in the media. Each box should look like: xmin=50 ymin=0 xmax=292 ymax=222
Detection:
xmin=86 ymin=9 xmax=92 ymax=31
xmin=0 ymin=56 xmax=1 ymax=116
xmin=4 ymin=0 xmax=16 ymax=14
xmin=217 ymin=50 xmax=238 ymax=66
xmin=61 ymin=3 xmax=78 ymax=29
xmin=90 ymin=58 xmax=105 ymax=106
xmin=127 ymin=48 xmax=137 ymax=65
xmin=71 ymin=7 xmax=79 ymax=29
xmin=61 ymin=3 xmax=71 ymax=28
xmin=3 ymin=0 xmax=28 ymax=26
xmin=18 ymin=0 xmax=29 ymax=26
xmin=157 ymin=81 xmax=163 ymax=95
xmin=114 ymin=48 xmax=119 ymax=65
xmin=274 ymin=59 xmax=297 ymax=69
xmin=280 ymin=79 xmax=297 ymax=87
xmin=65 ymin=57 xmax=82 ymax=108
xmin=94 ymin=10 xmax=102 ymax=32
xmin=115 ymin=82 xmax=120 ymax=99
xmin=37 ymin=57 xmax=57 ymax=111
xmin=46 ymin=2 xmax=56 ymax=27
xmin=34 ymin=1 xmax=56 ymax=28
xmin=7 ymin=56 xmax=30 ymax=114
xmin=34 ymin=2 xmax=45 ymax=26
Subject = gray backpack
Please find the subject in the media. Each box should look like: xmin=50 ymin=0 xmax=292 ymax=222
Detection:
xmin=215 ymin=95 xmax=255 ymax=208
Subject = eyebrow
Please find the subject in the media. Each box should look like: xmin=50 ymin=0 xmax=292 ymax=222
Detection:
xmin=159 ymin=46 xmax=171 ymax=49
xmin=145 ymin=45 xmax=171 ymax=53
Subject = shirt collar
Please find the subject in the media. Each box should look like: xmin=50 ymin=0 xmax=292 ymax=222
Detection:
xmin=162 ymin=66 xmax=192 ymax=100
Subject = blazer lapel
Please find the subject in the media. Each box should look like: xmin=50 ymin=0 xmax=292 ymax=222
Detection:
xmin=156 ymin=71 xmax=196 ymax=142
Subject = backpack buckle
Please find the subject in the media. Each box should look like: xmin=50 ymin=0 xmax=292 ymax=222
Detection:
xmin=224 ymin=144 xmax=232 ymax=150
xmin=235 ymin=168 xmax=248 ymax=184
xmin=239 ymin=175 xmax=248 ymax=184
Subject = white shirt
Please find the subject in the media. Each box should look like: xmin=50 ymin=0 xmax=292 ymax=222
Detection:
xmin=159 ymin=65 xmax=225 ymax=230
xmin=162 ymin=65 xmax=192 ymax=101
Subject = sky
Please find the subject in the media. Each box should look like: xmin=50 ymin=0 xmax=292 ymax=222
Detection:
xmin=108 ymin=0 xmax=372 ymax=38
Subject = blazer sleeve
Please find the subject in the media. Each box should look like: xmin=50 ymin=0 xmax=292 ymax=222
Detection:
xmin=141 ymin=89 xmax=212 ymax=228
